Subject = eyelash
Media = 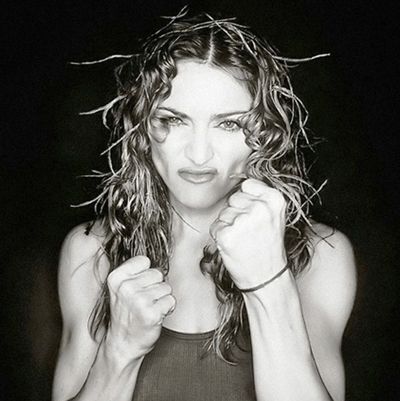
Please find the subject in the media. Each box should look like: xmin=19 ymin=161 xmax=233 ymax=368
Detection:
xmin=158 ymin=116 xmax=184 ymax=127
xmin=156 ymin=116 xmax=242 ymax=132
xmin=218 ymin=120 xmax=242 ymax=132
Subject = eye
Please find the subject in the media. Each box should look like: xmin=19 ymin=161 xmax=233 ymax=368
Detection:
xmin=218 ymin=120 xmax=242 ymax=132
xmin=159 ymin=116 xmax=184 ymax=127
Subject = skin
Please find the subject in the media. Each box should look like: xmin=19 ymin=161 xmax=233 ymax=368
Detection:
xmin=149 ymin=60 xmax=252 ymax=215
xmin=211 ymin=179 xmax=352 ymax=400
xmin=53 ymin=60 xmax=356 ymax=401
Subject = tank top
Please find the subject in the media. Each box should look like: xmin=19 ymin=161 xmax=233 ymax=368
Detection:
xmin=132 ymin=326 xmax=256 ymax=401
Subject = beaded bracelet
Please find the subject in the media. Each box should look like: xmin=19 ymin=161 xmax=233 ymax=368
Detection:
xmin=238 ymin=265 xmax=289 ymax=293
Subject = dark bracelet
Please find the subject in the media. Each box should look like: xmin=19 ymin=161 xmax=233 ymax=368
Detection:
xmin=239 ymin=265 xmax=289 ymax=293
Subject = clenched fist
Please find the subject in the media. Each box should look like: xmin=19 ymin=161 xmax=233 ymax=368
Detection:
xmin=210 ymin=178 xmax=287 ymax=289
xmin=105 ymin=255 xmax=176 ymax=361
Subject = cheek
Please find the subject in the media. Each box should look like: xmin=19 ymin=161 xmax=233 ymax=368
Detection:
xmin=149 ymin=139 xmax=182 ymax=179
xmin=223 ymin=143 xmax=252 ymax=170
xmin=148 ymin=122 xmax=169 ymax=143
xmin=149 ymin=141 xmax=168 ymax=176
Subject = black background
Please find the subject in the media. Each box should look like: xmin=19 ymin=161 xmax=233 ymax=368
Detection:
xmin=2 ymin=1 xmax=399 ymax=400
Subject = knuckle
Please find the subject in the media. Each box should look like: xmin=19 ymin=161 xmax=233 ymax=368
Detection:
xmin=147 ymin=310 xmax=161 ymax=326
xmin=217 ymin=227 xmax=231 ymax=246
xmin=241 ymin=177 xmax=257 ymax=187
xmin=249 ymin=201 xmax=273 ymax=224
xmin=165 ymin=295 xmax=176 ymax=313
xmin=151 ymin=268 xmax=164 ymax=282
xmin=106 ymin=271 xmax=118 ymax=290
xmin=275 ymin=192 xmax=286 ymax=207
xmin=228 ymin=192 xmax=241 ymax=204
xmin=240 ymin=179 xmax=252 ymax=192
xmin=162 ymin=282 xmax=173 ymax=295
xmin=217 ymin=208 xmax=226 ymax=218
xmin=218 ymin=209 xmax=230 ymax=221
xmin=120 ymin=279 xmax=138 ymax=297
xmin=168 ymin=294 xmax=177 ymax=306
xmin=133 ymin=254 xmax=151 ymax=263
xmin=161 ymin=295 xmax=176 ymax=313
xmin=134 ymin=293 xmax=148 ymax=309
xmin=138 ymin=268 xmax=161 ymax=285
xmin=234 ymin=212 xmax=245 ymax=223
xmin=229 ymin=196 xmax=245 ymax=208
xmin=209 ymin=221 xmax=220 ymax=239
xmin=154 ymin=282 xmax=171 ymax=298
xmin=252 ymin=200 xmax=267 ymax=214
xmin=118 ymin=280 xmax=129 ymax=295
xmin=241 ymin=178 xmax=265 ymax=194
xmin=131 ymin=255 xmax=151 ymax=270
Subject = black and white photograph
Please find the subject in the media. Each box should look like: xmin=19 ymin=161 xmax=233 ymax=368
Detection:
xmin=2 ymin=1 xmax=399 ymax=400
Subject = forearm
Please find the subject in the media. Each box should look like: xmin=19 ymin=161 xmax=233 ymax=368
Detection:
xmin=243 ymin=270 xmax=333 ymax=401
xmin=67 ymin=340 xmax=144 ymax=401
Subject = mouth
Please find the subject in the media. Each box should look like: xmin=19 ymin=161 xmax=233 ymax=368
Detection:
xmin=178 ymin=168 xmax=217 ymax=184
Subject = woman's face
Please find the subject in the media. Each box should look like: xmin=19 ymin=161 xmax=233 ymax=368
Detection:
xmin=149 ymin=60 xmax=253 ymax=212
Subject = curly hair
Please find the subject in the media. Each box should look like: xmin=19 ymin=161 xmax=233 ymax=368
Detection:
xmin=82 ymin=11 xmax=326 ymax=363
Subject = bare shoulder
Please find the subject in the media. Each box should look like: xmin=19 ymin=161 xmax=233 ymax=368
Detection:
xmin=298 ymin=221 xmax=356 ymax=282
xmin=59 ymin=220 xmax=108 ymax=284
xmin=60 ymin=219 xmax=106 ymax=263
xmin=58 ymin=220 xmax=109 ymax=330
xmin=296 ymin=222 xmax=357 ymax=339
xmin=53 ymin=221 xmax=110 ymax=400
xmin=54 ymin=223 xmax=112 ymax=399
xmin=304 ymin=222 xmax=356 ymax=277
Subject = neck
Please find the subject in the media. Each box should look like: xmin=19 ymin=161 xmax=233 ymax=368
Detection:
xmin=171 ymin=199 xmax=225 ymax=245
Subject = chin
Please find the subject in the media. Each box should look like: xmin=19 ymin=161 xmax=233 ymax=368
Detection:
xmin=171 ymin=188 xmax=227 ymax=212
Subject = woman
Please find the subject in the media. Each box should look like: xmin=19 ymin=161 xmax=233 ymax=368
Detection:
xmin=53 ymin=13 xmax=356 ymax=401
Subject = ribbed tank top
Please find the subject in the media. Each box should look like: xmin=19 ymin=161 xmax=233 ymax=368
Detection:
xmin=132 ymin=326 xmax=256 ymax=401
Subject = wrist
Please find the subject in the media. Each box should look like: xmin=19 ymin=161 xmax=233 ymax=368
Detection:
xmin=242 ymin=267 xmax=299 ymax=314
xmin=102 ymin=334 xmax=146 ymax=370
xmin=73 ymin=335 xmax=145 ymax=400
xmin=238 ymin=264 xmax=289 ymax=293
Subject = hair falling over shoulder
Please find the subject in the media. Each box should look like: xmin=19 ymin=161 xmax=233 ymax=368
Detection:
xmin=79 ymin=9 xmax=327 ymax=363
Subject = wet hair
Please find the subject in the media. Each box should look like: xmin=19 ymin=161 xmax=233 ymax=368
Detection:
xmin=83 ymin=10 xmax=326 ymax=363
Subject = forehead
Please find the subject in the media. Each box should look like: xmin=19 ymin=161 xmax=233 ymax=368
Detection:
xmin=159 ymin=60 xmax=253 ymax=115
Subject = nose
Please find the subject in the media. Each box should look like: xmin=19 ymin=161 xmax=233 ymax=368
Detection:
xmin=184 ymin=125 xmax=214 ymax=166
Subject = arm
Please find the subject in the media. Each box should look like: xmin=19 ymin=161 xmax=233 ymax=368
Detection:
xmin=243 ymin=228 xmax=356 ymax=401
xmin=60 ymin=343 xmax=144 ymax=401
xmin=211 ymin=179 xmax=356 ymax=401
xmin=53 ymin=224 xmax=175 ymax=401
xmin=52 ymin=223 xmax=144 ymax=401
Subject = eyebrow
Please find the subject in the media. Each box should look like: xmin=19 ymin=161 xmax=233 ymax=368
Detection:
xmin=156 ymin=107 xmax=249 ymax=120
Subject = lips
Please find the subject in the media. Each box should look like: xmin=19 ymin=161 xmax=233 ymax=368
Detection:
xmin=178 ymin=168 xmax=217 ymax=184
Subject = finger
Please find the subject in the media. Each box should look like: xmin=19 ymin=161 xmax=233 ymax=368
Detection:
xmin=110 ymin=268 xmax=163 ymax=295
xmin=241 ymin=178 xmax=271 ymax=197
xmin=154 ymin=294 xmax=176 ymax=317
xmin=143 ymin=282 xmax=173 ymax=302
xmin=134 ymin=268 xmax=164 ymax=288
xmin=110 ymin=276 xmax=142 ymax=295
xmin=209 ymin=218 xmax=225 ymax=242
xmin=217 ymin=207 xmax=244 ymax=225
xmin=107 ymin=255 xmax=151 ymax=292
xmin=227 ymin=191 xmax=255 ymax=209
xmin=116 ymin=255 xmax=151 ymax=277
xmin=241 ymin=179 xmax=285 ymax=207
